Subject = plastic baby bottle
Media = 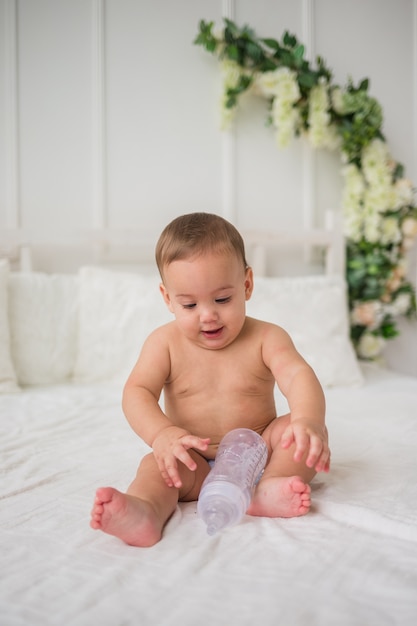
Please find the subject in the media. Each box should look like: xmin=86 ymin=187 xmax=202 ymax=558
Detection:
xmin=197 ymin=428 xmax=268 ymax=536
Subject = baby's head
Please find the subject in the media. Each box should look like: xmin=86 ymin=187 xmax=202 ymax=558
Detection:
xmin=155 ymin=212 xmax=249 ymax=280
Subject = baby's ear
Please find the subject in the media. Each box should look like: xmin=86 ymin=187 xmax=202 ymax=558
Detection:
xmin=159 ymin=283 xmax=174 ymax=313
xmin=244 ymin=267 xmax=254 ymax=300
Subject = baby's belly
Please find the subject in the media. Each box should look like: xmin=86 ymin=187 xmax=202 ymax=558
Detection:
xmin=165 ymin=385 xmax=277 ymax=457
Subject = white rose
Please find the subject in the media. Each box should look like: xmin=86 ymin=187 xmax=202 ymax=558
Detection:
xmin=393 ymin=178 xmax=414 ymax=209
xmin=388 ymin=292 xmax=412 ymax=316
xmin=380 ymin=217 xmax=402 ymax=245
xmin=363 ymin=210 xmax=381 ymax=243
xmin=357 ymin=333 xmax=385 ymax=359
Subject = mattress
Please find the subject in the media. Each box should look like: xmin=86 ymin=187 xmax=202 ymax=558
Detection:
xmin=1 ymin=363 xmax=417 ymax=626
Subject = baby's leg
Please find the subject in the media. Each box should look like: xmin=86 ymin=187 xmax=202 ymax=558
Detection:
xmin=90 ymin=450 xmax=210 ymax=547
xmin=247 ymin=414 xmax=315 ymax=519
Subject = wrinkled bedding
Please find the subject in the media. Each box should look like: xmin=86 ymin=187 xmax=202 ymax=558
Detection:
xmin=1 ymin=364 xmax=417 ymax=626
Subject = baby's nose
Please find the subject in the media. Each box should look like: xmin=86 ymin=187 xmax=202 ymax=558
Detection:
xmin=199 ymin=305 xmax=218 ymax=322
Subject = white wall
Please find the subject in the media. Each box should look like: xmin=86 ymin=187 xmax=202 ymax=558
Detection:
xmin=0 ymin=0 xmax=416 ymax=373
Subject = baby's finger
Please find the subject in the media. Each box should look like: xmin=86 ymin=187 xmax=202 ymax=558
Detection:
xmin=160 ymin=467 xmax=176 ymax=488
xmin=174 ymin=447 xmax=198 ymax=473
xmin=280 ymin=425 xmax=295 ymax=449
xmin=314 ymin=447 xmax=331 ymax=473
xmin=305 ymin=436 xmax=323 ymax=468
xmin=293 ymin=431 xmax=310 ymax=462
xmin=180 ymin=435 xmax=210 ymax=452
xmin=163 ymin=460 xmax=183 ymax=489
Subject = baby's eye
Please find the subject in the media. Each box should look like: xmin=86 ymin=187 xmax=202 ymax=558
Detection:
xmin=215 ymin=297 xmax=231 ymax=304
xmin=183 ymin=303 xmax=196 ymax=309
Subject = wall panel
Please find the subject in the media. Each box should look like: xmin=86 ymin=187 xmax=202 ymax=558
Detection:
xmin=105 ymin=0 xmax=223 ymax=237
xmin=17 ymin=0 xmax=93 ymax=237
xmin=230 ymin=0 xmax=306 ymax=232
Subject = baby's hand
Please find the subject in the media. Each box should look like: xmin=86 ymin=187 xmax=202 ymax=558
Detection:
xmin=281 ymin=419 xmax=330 ymax=473
xmin=152 ymin=426 xmax=210 ymax=489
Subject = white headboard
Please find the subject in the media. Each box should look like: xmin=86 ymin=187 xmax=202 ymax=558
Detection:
xmin=1 ymin=211 xmax=344 ymax=276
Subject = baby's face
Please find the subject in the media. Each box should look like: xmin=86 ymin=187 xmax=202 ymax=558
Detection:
xmin=160 ymin=252 xmax=253 ymax=350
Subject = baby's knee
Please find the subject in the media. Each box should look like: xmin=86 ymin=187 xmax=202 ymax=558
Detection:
xmin=263 ymin=413 xmax=291 ymax=449
xmin=137 ymin=451 xmax=158 ymax=474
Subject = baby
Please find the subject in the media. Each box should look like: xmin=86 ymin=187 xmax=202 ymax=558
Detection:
xmin=90 ymin=212 xmax=330 ymax=546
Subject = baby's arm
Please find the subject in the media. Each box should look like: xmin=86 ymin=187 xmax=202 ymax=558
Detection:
xmin=122 ymin=327 xmax=209 ymax=488
xmin=262 ymin=323 xmax=330 ymax=473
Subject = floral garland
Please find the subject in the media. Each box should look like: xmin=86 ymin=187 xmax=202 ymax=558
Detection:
xmin=194 ymin=18 xmax=417 ymax=360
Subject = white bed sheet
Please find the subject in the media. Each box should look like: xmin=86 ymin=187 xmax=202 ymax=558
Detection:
xmin=1 ymin=364 xmax=417 ymax=626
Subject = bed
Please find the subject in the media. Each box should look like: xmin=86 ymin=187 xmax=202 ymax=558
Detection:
xmin=1 ymin=233 xmax=417 ymax=625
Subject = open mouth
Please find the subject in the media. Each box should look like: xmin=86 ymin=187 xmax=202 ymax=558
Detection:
xmin=201 ymin=327 xmax=223 ymax=339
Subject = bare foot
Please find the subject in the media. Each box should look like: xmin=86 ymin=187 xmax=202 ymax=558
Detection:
xmin=90 ymin=487 xmax=163 ymax=547
xmin=247 ymin=475 xmax=311 ymax=518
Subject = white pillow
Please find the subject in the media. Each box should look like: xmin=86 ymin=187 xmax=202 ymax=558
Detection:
xmin=0 ymin=259 xmax=20 ymax=393
xmin=247 ymin=275 xmax=363 ymax=387
xmin=8 ymin=272 xmax=79 ymax=385
xmin=73 ymin=267 xmax=172 ymax=383
xmin=74 ymin=267 xmax=362 ymax=388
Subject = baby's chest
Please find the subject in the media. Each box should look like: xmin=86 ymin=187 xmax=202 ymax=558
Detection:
xmin=168 ymin=351 xmax=271 ymax=397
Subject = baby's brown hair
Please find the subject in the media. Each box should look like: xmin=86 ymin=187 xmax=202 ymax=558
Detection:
xmin=155 ymin=212 xmax=248 ymax=279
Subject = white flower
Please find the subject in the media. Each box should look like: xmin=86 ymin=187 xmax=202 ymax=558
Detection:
xmin=272 ymin=98 xmax=300 ymax=147
xmin=219 ymin=60 xmax=243 ymax=129
xmin=362 ymin=139 xmax=390 ymax=179
xmin=341 ymin=164 xmax=366 ymax=240
xmin=306 ymin=80 xmax=340 ymax=150
xmin=256 ymin=67 xmax=300 ymax=101
xmin=387 ymin=292 xmax=412 ymax=316
xmin=393 ymin=178 xmax=414 ymax=209
xmin=363 ymin=210 xmax=382 ymax=243
xmin=343 ymin=163 xmax=366 ymax=196
xmin=357 ymin=332 xmax=386 ymax=359
xmin=330 ymin=87 xmax=346 ymax=114
xmin=221 ymin=59 xmax=242 ymax=89
xmin=380 ymin=217 xmax=402 ymax=245
xmin=308 ymin=82 xmax=330 ymax=147
xmin=361 ymin=141 xmax=392 ymax=208
xmin=256 ymin=68 xmax=301 ymax=147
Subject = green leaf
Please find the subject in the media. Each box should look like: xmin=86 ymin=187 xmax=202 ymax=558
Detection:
xmin=226 ymin=44 xmax=239 ymax=61
xmin=283 ymin=31 xmax=297 ymax=48
xmin=294 ymin=44 xmax=305 ymax=59
xmin=246 ymin=41 xmax=263 ymax=63
xmin=225 ymin=94 xmax=237 ymax=109
xmin=359 ymin=78 xmax=369 ymax=91
xmin=261 ymin=38 xmax=280 ymax=50
xmin=298 ymin=71 xmax=317 ymax=89
xmin=380 ymin=320 xmax=399 ymax=339
xmin=259 ymin=58 xmax=278 ymax=72
xmin=393 ymin=162 xmax=405 ymax=180
xmin=223 ymin=18 xmax=239 ymax=36
xmin=193 ymin=20 xmax=217 ymax=52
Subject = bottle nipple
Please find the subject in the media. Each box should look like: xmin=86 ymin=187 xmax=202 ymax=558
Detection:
xmin=199 ymin=494 xmax=239 ymax=536
xmin=204 ymin=509 xmax=229 ymax=536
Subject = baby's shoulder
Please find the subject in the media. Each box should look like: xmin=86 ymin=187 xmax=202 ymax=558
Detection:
xmin=245 ymin=316 xmax=295 ymax=353
xmin=245 ymin=315 xmax=290 ymax=338
xmin=148 ymin=320 xmax=176 ymax=338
